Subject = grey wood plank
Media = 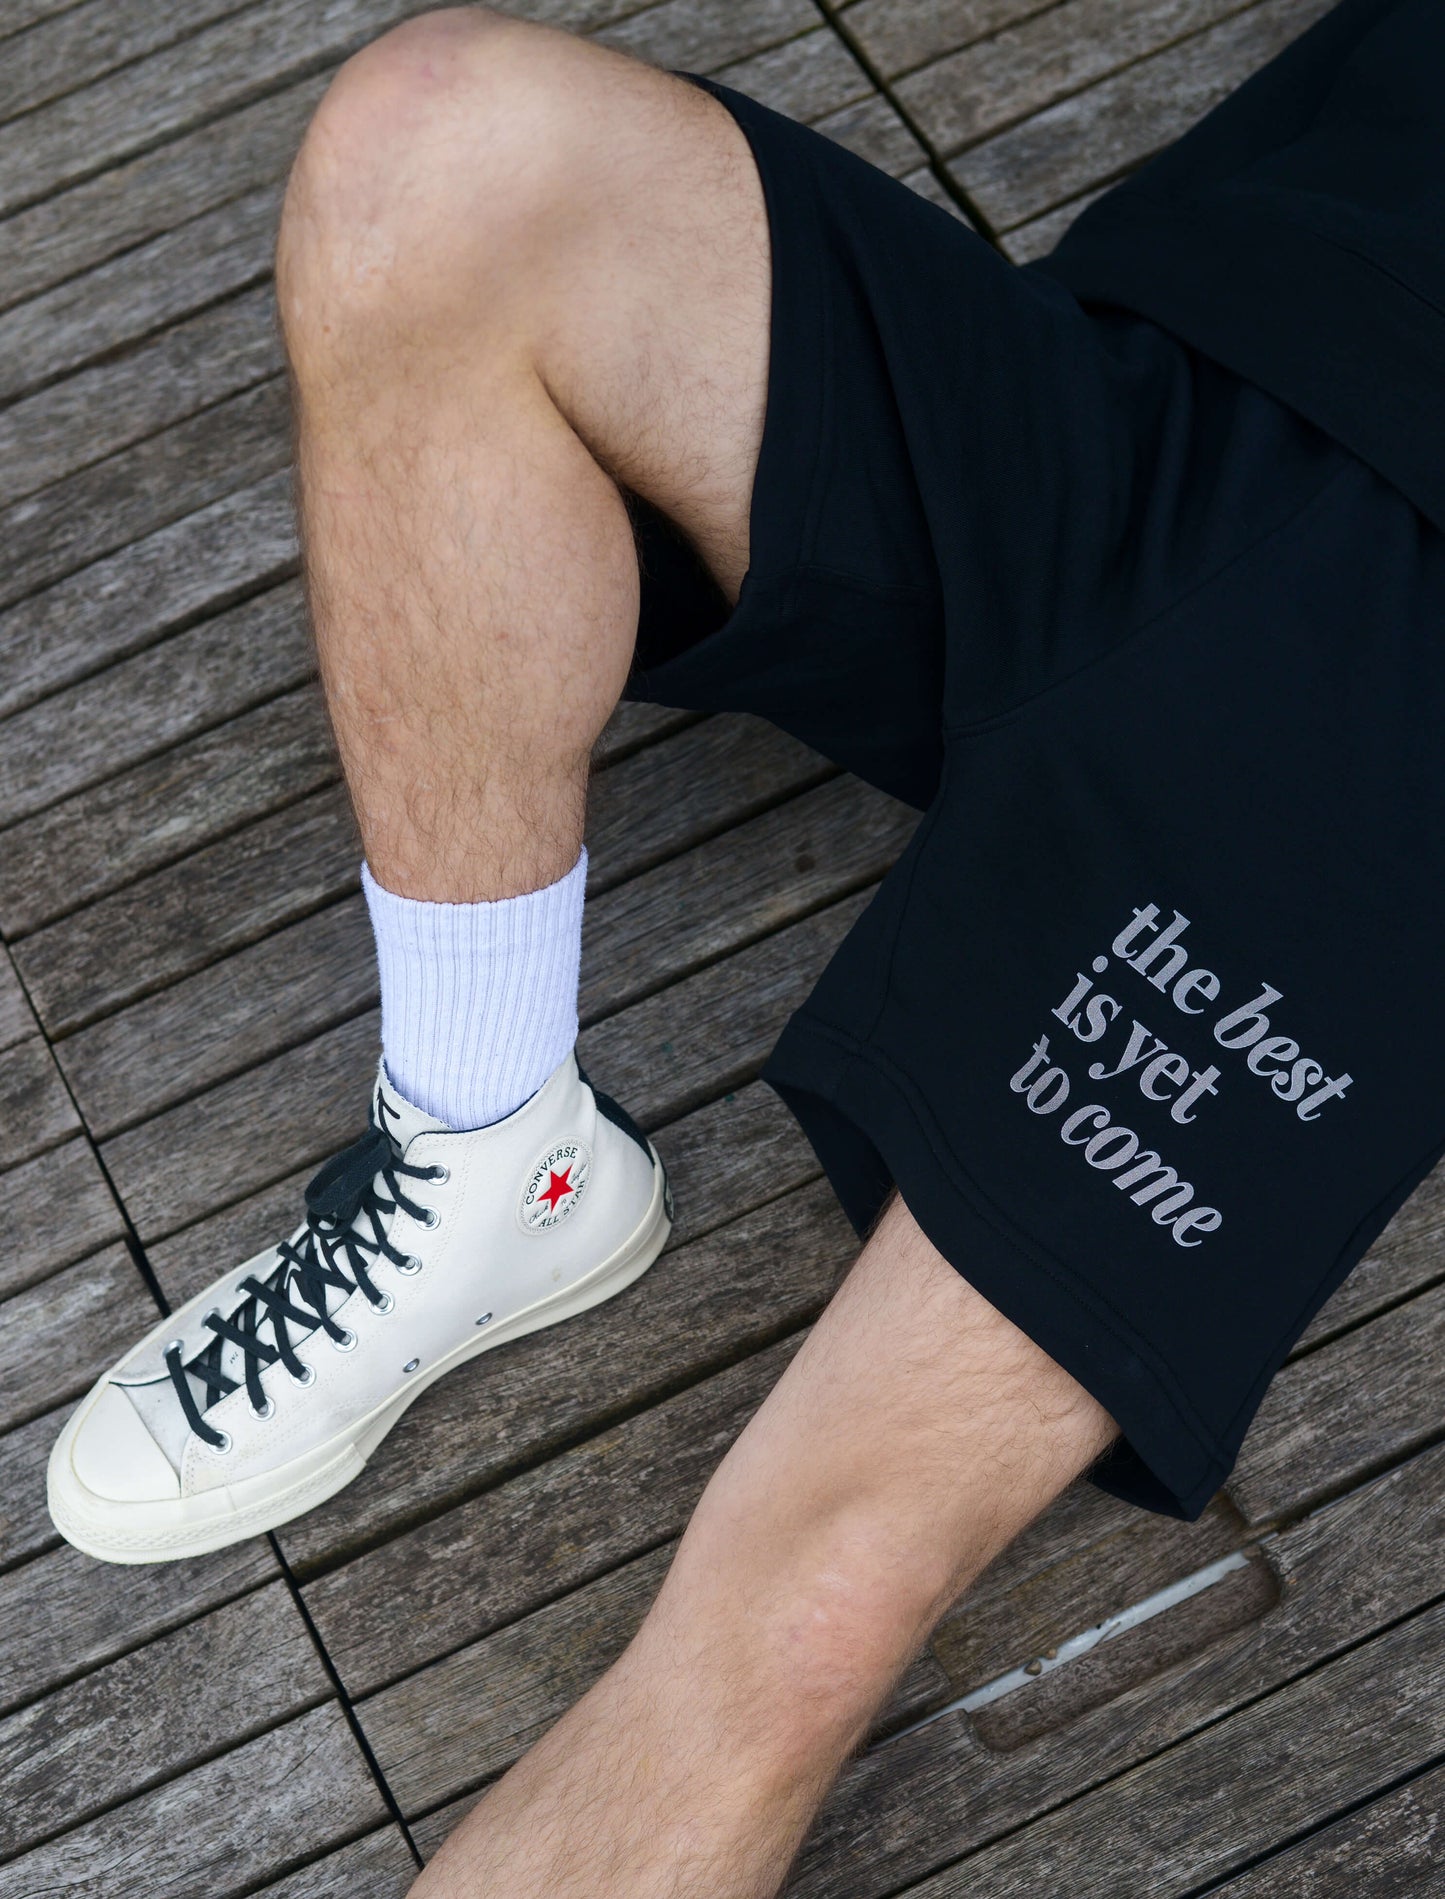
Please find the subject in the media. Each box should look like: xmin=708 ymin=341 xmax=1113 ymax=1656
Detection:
xmin=1230 ymin=1280 xmax=1445 ymax=1526
xmin=62 ymin=853 xmax=860 ymax=1147
xmin=0 ymin=1242 xmax=155 ymax=1432
xmin=0 ymin=181 xmax=279 ymax=402
xmin=0 ymin=376 xmax=287 ymax=616
xmin=838 ymin=0 xmax=1055 ymax=80
xmin=0 ymin=77 xmax=318 ymax=319
xmin=0 ymin=1580 xmax=329 ymax=1859
xmin=896 ymin=0 xmax=1252 ymax=157
xmin=0 ymin=944 xmax=34 ymax=1051
xmin=0 ymin=579 xmax=310 ymax=828
xmin=783 ymin=1439 xmax=1445 ymax=1898
xmin=275 ymin=1099 xmax=833 ymax=1570
xmin=0 ymin=1033 xmax=80 ymax=1168
xmin=1000 ymin=183 xmax=1109 ymax=263
xmin=31 ymin=760 xmax=904 ymax=1044
xmin=307 ymin=1338 xmax=805 ymax=1695
xmin=0 ymin=466 xmax=295 ymax=724
xmin=898 ymin=163 xmax=971 ymax=220
xmin=0 ymin=0 xmax=253 ymax=131
xmin=15 ymin=779 xmax=354 ymax=1037
xmin=815 ymin=91 xmax=931 ymax=178
xmin=0 ymin=685 xmax=336 ymax=938
xmin=1210 ymin=1761 xmax=1445 ymax=1898
xmin=0 ymin=0 xmax=80 ymax=43
xmin=249 ymin=1827 xmax=419 ymax=1898
xmin=712 ymin=25 xmax=870 ymax=124
xmin=0 ymin=1408 xmax=67 ymax=1569
xmin=0 ymin=1702 xmax=387 ymax=1898
xmin=898 ymin=1600 xmax=1445 ymax=1898
xmin=0 ymin=1136 xmax=124 ymax=1301
xmin=0 ymin=1533 xmax=277 ymax=1718
xmin=94 ymin=771 xmax=904 ymax=1237
xmin=0 ymin=285 xmax=279 ymax=509
xmin=597 ymin=0 xmax=817 ymax=73
xmin=1295 ymin=1156 xmax=1445 ymax=1351
xmin=0 ymin=0 xmax=424 ymax=219
xmin=949 ymin=0 xmax=1331 ymax=232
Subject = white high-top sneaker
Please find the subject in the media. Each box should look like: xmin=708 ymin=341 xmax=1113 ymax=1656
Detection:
xmin=48 ymin=1053 xmax=671 ymax=1564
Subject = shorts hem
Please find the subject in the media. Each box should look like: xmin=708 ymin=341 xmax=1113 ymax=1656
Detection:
xmin=764 ymin=1014 xmax=1231 ymax=1521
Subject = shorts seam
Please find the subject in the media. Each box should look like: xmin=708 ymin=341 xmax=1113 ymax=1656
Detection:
xmin=799 ymin=1016 xmax=1232 ymax=1468
xmin=941 ymin=457 xmax=1357 ymax=745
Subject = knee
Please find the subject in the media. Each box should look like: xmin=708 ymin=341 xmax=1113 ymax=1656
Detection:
xmin=276 ymin=7 xmax=582 ymax=358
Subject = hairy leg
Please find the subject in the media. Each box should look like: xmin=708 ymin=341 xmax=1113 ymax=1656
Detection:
xmin=414 ymin=1195 xmax=1118 ymax=1898
xmin=277 ymin=8 xmax=768 ymax=899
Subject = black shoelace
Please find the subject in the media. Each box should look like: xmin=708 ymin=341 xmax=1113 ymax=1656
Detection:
xmin=164 ymin=1097 xmax=442 ymax=1450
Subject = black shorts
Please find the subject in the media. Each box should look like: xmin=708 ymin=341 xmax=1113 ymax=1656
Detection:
xmin=626 ymin=73 xmax=1445 ymax=1520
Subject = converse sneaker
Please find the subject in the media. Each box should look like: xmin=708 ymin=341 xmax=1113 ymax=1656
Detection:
xmin=48 ymin=1052 xmax=671 ymax=1564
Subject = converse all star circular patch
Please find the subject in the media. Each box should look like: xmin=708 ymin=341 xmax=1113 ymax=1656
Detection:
xmin=520 ymin=1141 xmax=591 ymax=1231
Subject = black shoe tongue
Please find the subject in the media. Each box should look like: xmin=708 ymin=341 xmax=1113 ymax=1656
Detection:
xmin=304 ymin=1124 xmax=393 ymax=1225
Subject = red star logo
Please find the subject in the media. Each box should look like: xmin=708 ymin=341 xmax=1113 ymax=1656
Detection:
xmin=538 ymin=1166 xmax=574 ymax=1212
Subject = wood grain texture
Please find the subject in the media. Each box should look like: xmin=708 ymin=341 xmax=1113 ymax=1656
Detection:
xmin=0 ymin=685 xmax=337 ymax=938
xmin=813 ymin=89 xmax=931 ymax=177
xmin=0 ymin=466 xmax=295 ymax=725
xmin=1230 ymin=1281 xmax=1445 ymax=1526
xmin=899 ymin=1598 xmax=1445 ymax=1897
xmin=0 ymin=1580 xmax=328 ymax=1859
xmin=597 ymin=0 xmax=818 ymax=72
xmin=0 ymin=1242 xmax=156 ymax=1432
xmin=949 ymin=0 xmax=1332 ymax=232
xmin=0 ymin=1703 xmax=387 ymax=1897
xmin=896 ymin=0 xmax=1251 ymax=156
xmin=837 ymin=0 xmax=1057 ymax=79
xmin=784 ymin=1442 xmax=1445 ymax=1897
xmin=275 ymin=1124 xmax=840 ymax=1572
xmin=713 ymin=24 xmax=871 ymax=124
xmin=1295 ymin=1157 xmax=1445 ymax=1352
xmin=249 ymin=1827 xmax=420 ymax=1898
xmin=16 ymin=780 xmax=354 ymax=1036
xmin=0 ymin=1137 xmax=124 ymax=1301
xmin=307 ymin=1338 xmax=804 ymax=1695
xmin=0 ymin=285 xmax=280 ymax=509
xmin=1210 ymin=1762 xmax=1445 ymax=1897
xmin=0 ymin=377 xmax=287 ymax=614
xmin=0 ymin=0 xmax=253 ymax=130
xmin=0 ymin=1408 xmax=66 ymax=1569
xmin=0 ymin=1033 xmax=81 ymax=1167
xmin=0 ymin=579 xmax=310 ymax=829
xmin=0 ymin=1533 xmax=277 ymax=1718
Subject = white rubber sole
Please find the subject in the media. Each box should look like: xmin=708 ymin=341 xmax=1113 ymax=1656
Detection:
xmin=47 ymin=1149 xmax=672 ymax=1565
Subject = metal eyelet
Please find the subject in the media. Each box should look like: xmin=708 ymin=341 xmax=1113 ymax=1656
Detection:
xmin=374 ymin=1293 xmax=395 ymax=1315
xmin=331 ymin=1327 xmax=357 ymax=1352
xmin=397 ymin=1255 xmax=423 ymax=1276
xmin=253 ymin=1398 xmax=275 ymax=1421
xmin=430 ymin=1165 xmax=450 ymax=1184
xmin=403 ymin=1357 xmax=420 ymax=1374
xmin=212 ymin=1431 xmax=232 ymax=1454
xmin=475 ymin=1312 xmax=493 ymax=1327
xmin=423 ymin=1208 xmax=441 ymax=1229
xmin=290 ymin=1363 xmax=317 ymax=1387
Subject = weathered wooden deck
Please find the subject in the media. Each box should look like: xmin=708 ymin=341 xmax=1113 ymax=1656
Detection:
xmin=2 ymin=0 xmax=1442 ymax=1891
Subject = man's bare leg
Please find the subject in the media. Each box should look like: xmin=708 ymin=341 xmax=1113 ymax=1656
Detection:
xmin=278 ymin=8 xmax=768 ymax=901
xmin=415 ymin=1194 xmax=1116 ymax=1898
xmin=278 ymin=15 xmax=1117 ymax=1896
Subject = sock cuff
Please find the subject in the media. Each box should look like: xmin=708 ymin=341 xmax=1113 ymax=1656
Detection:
xmin=361 ymin=851 xmax=588 ymax=1128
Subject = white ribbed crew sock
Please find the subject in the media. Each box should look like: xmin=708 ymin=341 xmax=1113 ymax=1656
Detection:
xmin=361 ymin=851 xmax=588 ymax=1130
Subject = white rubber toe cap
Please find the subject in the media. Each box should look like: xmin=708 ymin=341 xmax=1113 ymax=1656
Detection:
xmin=69 ymin=1385 xmax=182 ymax=1504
